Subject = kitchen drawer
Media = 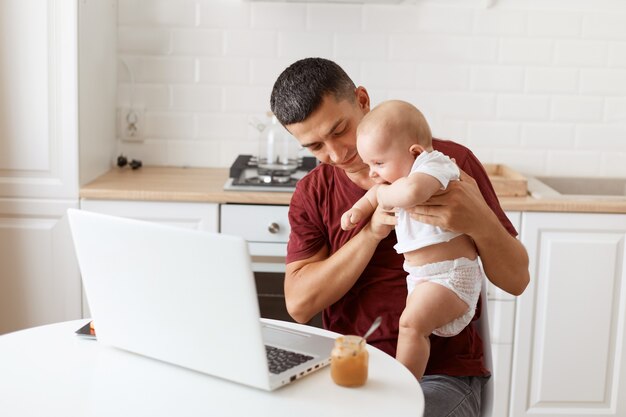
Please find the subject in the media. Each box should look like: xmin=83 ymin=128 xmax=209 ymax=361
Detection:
xmin=220 ymin=204 xmax=290 ymax=243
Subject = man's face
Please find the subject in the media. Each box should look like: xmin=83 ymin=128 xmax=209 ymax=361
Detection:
xmin=285 ymin=90 xmax=370 ymax=174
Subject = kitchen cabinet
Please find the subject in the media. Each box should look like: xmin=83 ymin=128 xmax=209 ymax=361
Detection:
xmin=511 ymin=212 xmax=626 ymax=417
xmin=0 ymin=0 xmax=116 ymax=334
xmin=0 ymin=200 xmax=80 ymax=334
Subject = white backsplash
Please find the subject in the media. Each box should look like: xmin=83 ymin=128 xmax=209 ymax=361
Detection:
xmin=116 ymin=0 xmax=626 ymax=177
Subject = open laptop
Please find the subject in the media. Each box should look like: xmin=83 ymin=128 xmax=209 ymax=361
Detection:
xmin=67 ymin=208 xmax=334 ymax=391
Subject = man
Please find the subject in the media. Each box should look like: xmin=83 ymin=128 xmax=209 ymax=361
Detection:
xmin=270 ymin=58 xmax=529 ymax=417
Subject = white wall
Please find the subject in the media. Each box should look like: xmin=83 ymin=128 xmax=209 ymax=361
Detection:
xmin=116 ymin=0 xmax=626 ymax=177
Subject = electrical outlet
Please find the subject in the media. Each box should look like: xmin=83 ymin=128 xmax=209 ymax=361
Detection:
xmin=119 ymin=107 xmax=145 ymax=142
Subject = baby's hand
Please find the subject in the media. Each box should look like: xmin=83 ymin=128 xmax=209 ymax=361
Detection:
xmin=341 ymin=208 xmax=364 ymax=231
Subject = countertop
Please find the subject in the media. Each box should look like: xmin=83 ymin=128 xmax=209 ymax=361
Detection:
xmin=80 ymin=166 xmax=626 ymax=214
xmin=80 ymin=166 xmax=293 ymax=205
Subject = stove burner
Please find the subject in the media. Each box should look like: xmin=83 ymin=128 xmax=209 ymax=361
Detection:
xmin=258 ymin=173 xmax=293 ymax=184
xmin=225 ymin=154 xmax=317 ymax=192
xmin=234 ymin=175 xmax=299 ymax=187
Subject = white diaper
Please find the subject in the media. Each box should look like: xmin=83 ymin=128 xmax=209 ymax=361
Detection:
xmin=403 ymin=257 xmax=483 ymax=337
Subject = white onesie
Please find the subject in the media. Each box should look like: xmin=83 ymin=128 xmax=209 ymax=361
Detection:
xmin=393 ymin=150 xmax=461 ymax=255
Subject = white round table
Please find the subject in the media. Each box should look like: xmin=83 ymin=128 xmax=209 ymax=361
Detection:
xmin=0 ymin=319 xmax=423 ymax=417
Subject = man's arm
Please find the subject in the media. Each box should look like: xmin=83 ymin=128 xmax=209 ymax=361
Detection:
xmin=284 ymin=205 xmax=396 ymax=323
xmin=408 ymin=170 xmax=529 ymax=295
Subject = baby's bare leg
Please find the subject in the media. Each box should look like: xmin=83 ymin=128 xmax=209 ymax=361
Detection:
xmin=396 ymin=282 xmax=469 ymax=380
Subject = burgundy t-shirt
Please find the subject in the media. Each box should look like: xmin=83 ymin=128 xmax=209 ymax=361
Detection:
xmin=286 ymin=138 xmax=516 ymax=376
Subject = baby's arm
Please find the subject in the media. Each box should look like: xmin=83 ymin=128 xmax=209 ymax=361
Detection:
xmin=341 ymin=185 xmax=379 ymax=231
xmin=377 ymin=173 xmax=443 ymax=210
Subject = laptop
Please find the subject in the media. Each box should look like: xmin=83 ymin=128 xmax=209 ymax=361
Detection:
xmin=67 ymin=208 xmax=334 ymax=391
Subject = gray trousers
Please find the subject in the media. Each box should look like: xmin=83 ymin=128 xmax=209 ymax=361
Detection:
xmin=421 ymin=375 xmax=490 ymax=417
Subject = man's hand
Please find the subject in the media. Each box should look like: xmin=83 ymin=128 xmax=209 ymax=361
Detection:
xmin=404 ymin=169 xmax=492 ymax=237
xmin=365 ymin=204 xmax=397 ymax=240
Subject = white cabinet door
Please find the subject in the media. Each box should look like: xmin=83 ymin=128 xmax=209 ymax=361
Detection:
xmin=512 ymin=212 xmax=626 ymax=417
xmin=0 ymin=1 xmax=85 ymax=334
xmin=0 ymin=1 xmax=115 ymax=334
xmin=0 ymin=1 xmax=79 ymax=199
xmin=0 ymin=200 xmax=81 ymax=334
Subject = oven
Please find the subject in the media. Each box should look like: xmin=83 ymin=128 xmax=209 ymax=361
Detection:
xmin=220 ymin=203 xmax=322 ymax=328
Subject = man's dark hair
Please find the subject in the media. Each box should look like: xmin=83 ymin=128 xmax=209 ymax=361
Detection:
xmin=270 ymin=58 xmax=356 ymax=126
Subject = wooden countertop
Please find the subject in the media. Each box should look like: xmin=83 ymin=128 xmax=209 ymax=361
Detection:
xmin=497 ymin=195 xmax=626 ymax=214
xmin=80 ymin=166 xmax=293 ymax=205
xmin=80 ymin=166 xmax=626 ymax=214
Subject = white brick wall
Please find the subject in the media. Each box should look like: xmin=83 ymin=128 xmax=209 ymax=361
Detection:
xmin=117 ymin=0 xmax=626 ymax=177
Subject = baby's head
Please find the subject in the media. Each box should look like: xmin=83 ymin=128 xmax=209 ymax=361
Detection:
xmin=356 ymin=100 xmax=432 ymax=184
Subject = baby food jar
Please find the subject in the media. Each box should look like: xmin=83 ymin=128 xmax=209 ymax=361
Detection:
xmin=330 ymin=335 xmax=369 ymax=387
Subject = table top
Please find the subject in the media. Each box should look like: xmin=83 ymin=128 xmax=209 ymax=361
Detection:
xmin=0 ymin=319 xmax=423 ymax=417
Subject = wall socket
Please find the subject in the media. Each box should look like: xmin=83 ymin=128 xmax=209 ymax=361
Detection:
xmin=119 ymin=107 xmax=145 ymax=142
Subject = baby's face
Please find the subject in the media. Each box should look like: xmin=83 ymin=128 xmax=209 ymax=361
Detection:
xmin=357 ymin=131 xmax=415 ymax=184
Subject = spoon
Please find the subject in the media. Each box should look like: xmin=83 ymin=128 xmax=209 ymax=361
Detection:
xmin=362 ymin=316 xmax=382 ymax=340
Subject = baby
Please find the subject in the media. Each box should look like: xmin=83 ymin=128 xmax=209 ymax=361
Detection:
xmin=341 ymin=100 xmax=484 ymax=380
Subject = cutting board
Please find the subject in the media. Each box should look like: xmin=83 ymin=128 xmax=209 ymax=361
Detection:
xmin=483 ymin=164 xmax=528 ymax=197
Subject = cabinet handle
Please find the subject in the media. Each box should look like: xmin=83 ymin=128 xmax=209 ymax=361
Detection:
xmin=268 ymin=222 xmax=280 ymax=234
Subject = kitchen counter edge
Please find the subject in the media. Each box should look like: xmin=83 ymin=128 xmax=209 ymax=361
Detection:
xmin=79 ymin=167 xmax=626 ymax=214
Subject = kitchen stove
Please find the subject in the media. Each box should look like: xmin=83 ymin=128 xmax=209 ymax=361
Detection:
xmin=224 ymin=154 xmax=318 ymax=192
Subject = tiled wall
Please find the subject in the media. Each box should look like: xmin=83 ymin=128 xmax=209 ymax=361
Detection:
xmin=117 ymin=0 xmax=626 ymax=177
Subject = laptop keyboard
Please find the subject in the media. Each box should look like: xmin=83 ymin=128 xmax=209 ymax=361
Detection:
xmin=265 ymin=345 xmax=313 ymax=374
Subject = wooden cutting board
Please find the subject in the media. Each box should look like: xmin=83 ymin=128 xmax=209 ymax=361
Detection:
xmin=483 ymin=164 xmax=528 ymax=197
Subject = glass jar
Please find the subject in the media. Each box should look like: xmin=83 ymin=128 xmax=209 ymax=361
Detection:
xmin=257 ymin=114 xmax=299 ymax=181
xmin=330 ymin=335 xmax=369 ymax=387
